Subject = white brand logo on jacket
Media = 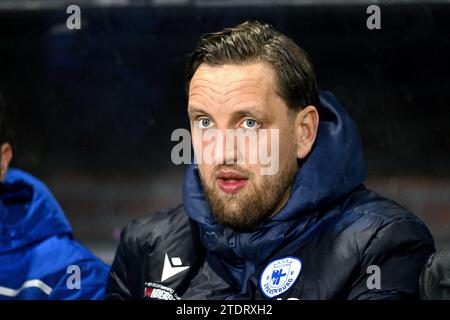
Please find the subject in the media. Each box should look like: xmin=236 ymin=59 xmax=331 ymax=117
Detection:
xmin=161 ymin=253 xmax=190 ymax=282
xmin=260 ymin=256 xmax=302 ymax=298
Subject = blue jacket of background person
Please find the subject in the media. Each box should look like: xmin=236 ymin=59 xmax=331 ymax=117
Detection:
xmin=0 ymin=168 xmax=109 ymax=299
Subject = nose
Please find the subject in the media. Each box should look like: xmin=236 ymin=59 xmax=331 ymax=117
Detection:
xmin=214 ymin=128 xmax=239 ymax=165
xmin=193 ymin=126 xmax=247 ymax=165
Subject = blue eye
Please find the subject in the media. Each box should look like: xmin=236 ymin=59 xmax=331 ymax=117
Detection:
xmin=198 ymin=118 xmax=212 ymax=128
xmin=242 ymin=119 xmax=259 ymax=129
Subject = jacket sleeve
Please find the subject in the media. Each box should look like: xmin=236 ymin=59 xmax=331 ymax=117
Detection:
xmin=105 ymin=224 xmax=138 ymax=300
xmin=48 ymin=259 xmax=110 ymax=300
xmin=348 ymin=218 xmax=435 ymax=300
xmin=419 ymin=250 xmax=450 ymax=300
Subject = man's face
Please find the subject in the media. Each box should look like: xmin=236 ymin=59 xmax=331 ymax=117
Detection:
xmin=188 ymin=63 xmax=299 ymax=231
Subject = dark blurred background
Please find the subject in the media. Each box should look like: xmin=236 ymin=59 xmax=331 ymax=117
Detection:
xmin=0 ymin=0 xmax=449 ymax=263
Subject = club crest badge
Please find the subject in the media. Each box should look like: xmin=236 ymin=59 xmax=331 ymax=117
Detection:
xmin=260 ymin=256 xmax=302 ymax=298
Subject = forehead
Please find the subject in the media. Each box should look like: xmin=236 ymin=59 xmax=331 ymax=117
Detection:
xmin=188 ymin=63 xmax=279 ymax=112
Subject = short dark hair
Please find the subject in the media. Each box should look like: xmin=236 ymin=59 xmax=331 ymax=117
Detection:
xmin=186 ymin=20 xmax=319 ymax=111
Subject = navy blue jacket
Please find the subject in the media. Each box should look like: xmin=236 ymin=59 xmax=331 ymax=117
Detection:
xmin=0 ymin=168 xmax=109 ymax=299
xmin=107 ymin=92 xmax=435 ymax=300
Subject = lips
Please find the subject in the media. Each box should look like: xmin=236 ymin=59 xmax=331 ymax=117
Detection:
xmin=216 ymin=170 xmax=249 ymax=194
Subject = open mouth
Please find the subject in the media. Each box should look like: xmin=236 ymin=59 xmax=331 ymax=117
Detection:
xmin=216 ymin=171 xmax=249 ymax=194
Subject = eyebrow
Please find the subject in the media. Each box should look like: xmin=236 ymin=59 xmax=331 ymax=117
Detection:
xmin=231 ymin=109 xmax=270 ymax=123
xmin=187 ymin=106 xmax=211 ymax=119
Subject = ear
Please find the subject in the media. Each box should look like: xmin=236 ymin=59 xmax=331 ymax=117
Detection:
xmin=294 ymin=105 xmax=319 ymax=159
xmin=0 ymin=143 xmax=13 ymax=181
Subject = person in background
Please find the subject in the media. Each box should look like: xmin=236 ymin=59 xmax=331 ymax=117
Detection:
xmin=0 ymin=92 xmax=109 ymax=299
xmin=420 ymin=250 xmax=450 ymax=299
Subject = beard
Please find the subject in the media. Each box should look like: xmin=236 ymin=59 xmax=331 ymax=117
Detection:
xmin=199 ymin=161 xmax=297 ymax=231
